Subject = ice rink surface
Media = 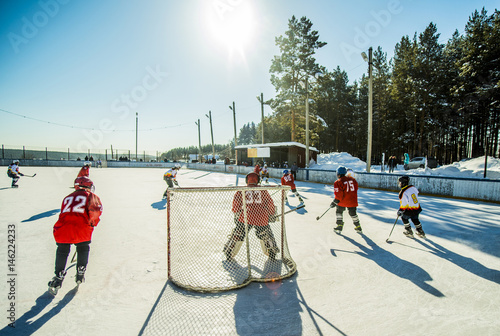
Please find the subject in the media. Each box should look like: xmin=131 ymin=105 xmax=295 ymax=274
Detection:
xmin=1 ymin=166 xmax=499 ymax=336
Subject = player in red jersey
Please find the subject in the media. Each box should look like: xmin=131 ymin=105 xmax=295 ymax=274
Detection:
xmin=254 ymin=163 xmax=262 ymax=175
xmin=77 ymin=161 xmax=91 ymax=178
xmin=48 ymin=176 xmax=103 ymax=294
xmin=223 ymin=172 xmax=279 ymax=260
xmin=330 ymin=166 xmax=362 ymax=234
xmin=281 ymin=169 xmax=303 ymax=203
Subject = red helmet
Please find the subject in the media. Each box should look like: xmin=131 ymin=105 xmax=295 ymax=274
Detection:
xmin=74 ymin=176 xmax=94 ymax=191
xmin=245 ymin=172 xmax=260 ymax=185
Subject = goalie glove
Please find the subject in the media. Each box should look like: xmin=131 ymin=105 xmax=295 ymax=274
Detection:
xmin=269 ymin=214 xmax=279 ymax=223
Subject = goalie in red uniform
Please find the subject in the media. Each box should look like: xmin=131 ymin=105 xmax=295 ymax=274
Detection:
xmin=330 ymin=166 xmax=362 ymax=234
xmin=223 ymin=172 xmax=279 ymax=260
xmin=48 ymin=176 xmax=103 ymax=295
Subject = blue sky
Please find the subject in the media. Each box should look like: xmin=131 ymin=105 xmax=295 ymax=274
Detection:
xmin=0 ymin=0 xmax=498 ymax=154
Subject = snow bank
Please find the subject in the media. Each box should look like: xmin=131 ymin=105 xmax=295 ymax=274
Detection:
xmin=314 ymin=153 xmax=500 ymax=180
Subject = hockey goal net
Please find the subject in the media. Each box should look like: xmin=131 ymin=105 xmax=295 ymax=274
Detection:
xmin=167 ymin=185 xmax=297 ymax=292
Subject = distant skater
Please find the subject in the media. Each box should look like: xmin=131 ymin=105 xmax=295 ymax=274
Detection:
xmin=397 ymin=176 xmax=425 ymax=238
xmin=78 ymin=161 xmax=91 ymax=178
xmin=281 ymin=169 xmax=303 ymax=203
xmin=7 ymin=160 xmax=24 ymax=188
xmin=163 ymin=164 xmax=181 ymax=198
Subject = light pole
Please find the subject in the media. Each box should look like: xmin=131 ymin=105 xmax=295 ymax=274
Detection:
xmin=305 ymin=77 xmax=310 ymax=168
xmin=206 ymin=111 xmax=215 ymax=162
xmin=229 ymin=102 xmax=238 ymax=164
xmin=195 ymin=119 xmax=202 ymax=163
xmin=256 ymin=93 xmax=266 ymax=144
xmin=135 ymin=112 xmax=138 ymax=161
xmin=303 ymin=71 xmax=322 ymax=168
xmin=361 ymin=47 xmax=373 ymax=173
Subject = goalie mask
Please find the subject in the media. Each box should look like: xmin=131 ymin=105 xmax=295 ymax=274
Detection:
xmin=245 ymin=172 xmax=260 ymax=185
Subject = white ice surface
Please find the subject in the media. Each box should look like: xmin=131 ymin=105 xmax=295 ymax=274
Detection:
xmin=1 ymin=166 xmax=499 ymax=336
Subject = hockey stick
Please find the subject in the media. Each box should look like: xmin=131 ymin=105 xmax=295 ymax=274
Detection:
xmin=23 ymin=173 xmax=36 ymax=177
xmin=70 ymin=251 xmax=77 ymax=263
xmin=385 ymin=215 xmax=400 ymax=243
xmin=269 ymin=204 xmax=305 ymax=223
xmin=284 ymin=204 xmax=305 ymax=215
xmin=316 ymin=207 xmax=332 ymax=221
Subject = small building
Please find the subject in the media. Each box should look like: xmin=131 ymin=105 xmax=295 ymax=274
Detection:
xmin=235 ymin=142 xmax=318 ymax=168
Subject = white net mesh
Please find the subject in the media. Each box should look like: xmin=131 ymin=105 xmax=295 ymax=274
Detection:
xmin=167 ymin=185 xmax=297 ymax=292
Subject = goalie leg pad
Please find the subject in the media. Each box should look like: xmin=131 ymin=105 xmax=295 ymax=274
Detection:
xmin=223 ymin=226 xmax=246 ymax=259
xmin=256 ymin=226 xmax=279 ymax=257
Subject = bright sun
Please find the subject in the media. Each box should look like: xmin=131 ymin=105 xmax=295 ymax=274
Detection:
xmin=206 ymin=1 xmax=257 ymax=56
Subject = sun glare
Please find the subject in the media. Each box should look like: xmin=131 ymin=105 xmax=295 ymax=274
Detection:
xmin=206 ymin=1 xmax=257 ymax=56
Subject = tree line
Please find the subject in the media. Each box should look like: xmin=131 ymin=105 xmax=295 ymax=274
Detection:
xmin=165 ymin=8 xmax=499 ymax=164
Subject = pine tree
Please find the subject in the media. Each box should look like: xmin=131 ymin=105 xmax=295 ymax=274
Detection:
xmin=269 ymin=15 xmax=326 ymax=142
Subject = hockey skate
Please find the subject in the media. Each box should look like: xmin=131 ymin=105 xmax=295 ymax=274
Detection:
xmin=48 ymin=271 xmax=66 ymax=295
xmin=416 ymin=228 xmax=426 ymax=239
xmin=334 ymin=225 xmax=343 ymax=234
xmin=298 ymin=196 xmax=304 ymax=203
xmin=354 ymin=225 xmax=363 ymax=234
xmin=75 ymin=266 xmax=86 ymax=285
xmin=403 ymin=227 xmax=414 ymax=238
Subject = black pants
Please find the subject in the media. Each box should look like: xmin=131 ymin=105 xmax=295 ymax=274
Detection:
xmin=336 ymin=206 xmax=360 ymax=226
xmin=55 ymin=241 xmax=90 ymax=275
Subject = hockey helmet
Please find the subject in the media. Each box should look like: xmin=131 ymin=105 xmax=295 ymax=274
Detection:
xmin=174 ymin=163 xmax=181 ymax=169
xmin=337 ymin=166 xmax=347 ymax=176
xmin=398 ymin=175 xmax=409 ymax=187
xmin=245 ymin=172 xmax=260 ymax=185
xmin=84 ymin=161 xmax=92 ymax=167
xmin=74 ymin=176 xmax=94 ymax=191
xmin=283 ymin=169 xmax=289 ymax=175
xmin=13 ymin=160 xmax=19 ymax=165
